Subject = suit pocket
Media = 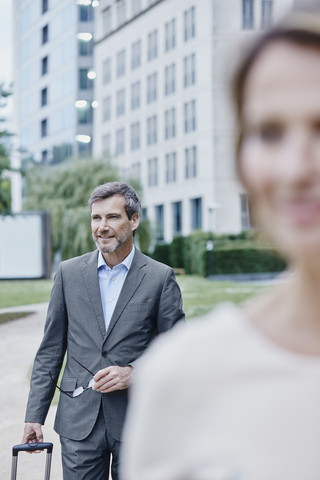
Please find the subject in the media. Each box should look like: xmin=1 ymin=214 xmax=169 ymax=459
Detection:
xmin=60 ymin=377 xmax=77 ymax=392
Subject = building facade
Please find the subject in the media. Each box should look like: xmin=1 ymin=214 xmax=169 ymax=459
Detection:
xmin=93 ymin=0 xmax=294 ymax=243
xmin=12 ymin=0 xmax=96 ymax=184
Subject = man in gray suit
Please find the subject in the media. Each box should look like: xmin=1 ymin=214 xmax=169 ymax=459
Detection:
xmin=22 ymin=182 xmax=185 ymax=479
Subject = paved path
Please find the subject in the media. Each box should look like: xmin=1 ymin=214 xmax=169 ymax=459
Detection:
xmin=0 ymin=303 xmax=62 ymax=479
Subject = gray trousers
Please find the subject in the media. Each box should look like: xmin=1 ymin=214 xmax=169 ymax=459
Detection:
xmin=60 ymin=405 xmax=121 ymax=480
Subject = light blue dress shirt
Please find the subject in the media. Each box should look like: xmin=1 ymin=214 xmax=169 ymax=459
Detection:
xmin=97 ymin=247 xmax=135 ymax=331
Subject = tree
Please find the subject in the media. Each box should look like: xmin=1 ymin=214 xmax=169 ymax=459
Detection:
xmin=0 ymin=83 xmax=13 ymax=214
xmin=23 ymin=157 xmax=151 ymax=260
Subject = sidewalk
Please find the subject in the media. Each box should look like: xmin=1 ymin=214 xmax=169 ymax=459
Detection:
xmin=0 ymin=303 xmax=62 ymax=479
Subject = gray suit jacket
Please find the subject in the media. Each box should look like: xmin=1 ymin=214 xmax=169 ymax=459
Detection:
xmin=25 ymin=248 xmax=185 ymax=441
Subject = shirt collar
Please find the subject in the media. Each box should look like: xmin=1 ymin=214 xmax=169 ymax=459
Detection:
xmin=97 ymin=246 xmax=135 ymax=271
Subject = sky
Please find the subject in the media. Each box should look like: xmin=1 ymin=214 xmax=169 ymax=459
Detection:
xmin=0 ymin=0 xmax=13 ymax=86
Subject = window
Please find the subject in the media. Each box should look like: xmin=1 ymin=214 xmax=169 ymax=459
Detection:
xmin=184 ymin=6 xmax=195 ymax=41
xmin=117 ymin=0 xmax=126 ymax=26
xmin=41 ymin=150 xmax=48 ymax=164
xmin=185 ymin=146 xmax=197 ymax=178
xmin=131 ymin=162 xmax=141 ymax=181
xmin=148 ymin=157 xmax=158 ymax=187
xmin=240 ymin=193 xmax=251 ymax=230
xmin=165 ymin=18 xmax=176 ymax=51
xmin=131 ymin=39 xmax=141 ymax=70
xmin=147 ymin=72 xmax=157 ymax=103
xmin=172 ymin=201 xmax=182 ymax=235
xmin=41 ymin=87 xmax=48 ymax=106
xmin=261 ymin=0 xmax=273 ymax=27
xmin=42 ymin=24 xmax=49 ymax=44
xmin=78 ymin=39 xmax=93 ymax=56
xmin=102 ymin=96 xmax=111 ymax=122
xmin=41 ymin=118 xmax=48 ymax=137
xmin=42 ymin=0 xmax=48 ymax=14
xmin=242 ymin=0 xmax=254 ymax=29
xmin=132 ymin=0 xmax=141 ymax=16
xmin=184 ymin=53 xmax=196 ymax=87
xmin=116 ymin=89 xmax=126 ymax=116
xmin=184 ymin=100 xmax=196 ymax=133
xmin=102 ymin=7 xmax=112 ymax=35
xmin=147 ymin=115 xmax=157 ymax=145
xmin=116 ymin=49 xmax=126 ymax=77
xmin=79 ymin=69 xmax=93 ymax=90
xmin=41 ymin=56 xmax=48 ymax=75
xmin=165 ymin=152 xmax=177 ymax=183
xmin=102 ymin=133 xmax=111 ymax=153
xmin=165 ymin=63 xmax=176 ymax=95
xmin=79 ymin=5 xmax=93 ymax=22
xmin=116 ymin=128 xmax=125 ymax=155
xmin=191 ymin=197 xmax=202 ymax=230
xmin=131 ymin=122 xmax=140 ymax=150
xmin=147 ymin=29 xmax=158 ymax=61
xmin=155 ymin=204 xmax=164 ymax=241
xmin=165 ymin=108 xmax=176 ymax=140
xmin=78 ymin=105 xmax=93 ymax=124
xmin=131 ymin=81 xmax=140 ymax=110
xmin=103 ymin=58 xmax=111 ymax=84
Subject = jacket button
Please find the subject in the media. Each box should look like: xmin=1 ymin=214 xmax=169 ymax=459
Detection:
xmin=102 ymin=351 xmax=108 ymax=357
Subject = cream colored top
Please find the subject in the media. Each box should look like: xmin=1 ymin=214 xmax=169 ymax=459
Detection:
xmin=121 ymin=304 xmax=320 ymax=480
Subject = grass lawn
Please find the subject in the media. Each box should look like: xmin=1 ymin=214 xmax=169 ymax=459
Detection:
xmin=0 ymin=279 xmax=53 ymax=308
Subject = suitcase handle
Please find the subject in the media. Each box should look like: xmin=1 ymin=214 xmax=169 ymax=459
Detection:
xmin=12 ymin=442 xmax=53 ymax=456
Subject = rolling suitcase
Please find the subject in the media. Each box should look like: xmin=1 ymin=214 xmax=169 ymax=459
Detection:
xmin=11 ymin=442 xmax=53 ymax=480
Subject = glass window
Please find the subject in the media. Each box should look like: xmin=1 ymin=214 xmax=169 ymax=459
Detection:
xmin=132 ymin=0 xmax=141 ymax=16
xmin=78 ymin=104 xmax=93 ymax=124
xmin=164 ymin=108 xmax=176 ymax=140
xmin=147 ymin=115 xmax=157 ymax=145
xmin=102 ymin=6 xmax=112 ymax=35
xmin=165 ymin=18 xmax=176 ymax=51
xmin=130 ymin=122 xmax=140 ymax=150
xmin=116 ymin=49 xmax=126 ymax=77
xmin=41 ymin=149 xmax=48 ymax=163
xmin=103 ymin=58 xmax=112 ymax=84
xmin=165 ymin=63 xmax=175 ymax=95
xmin=79 ymin=69 xmax=93 ymax=90
xmin=79 ymin=4 xmax=93 ymax=22
xmin=41 ymin=56 xmax=48 ymax=76
xmin=147 ymin=29 xmax=158 ymax=61
xmin=131 ymin=81 xmax=140 ymax=110
xmin=42 ymin=0 xmax=48 ymax=14
xmin=41 ymin=87 xmax=48 ymax=106
xmin=184 ymin=53 xmax=196 ymax=87
xmin=78 ymin=39 xmax=93 ymax=56
xmin=243 ymin=0 xmax=254 ymax=29
xmin=165 ymin=152 xmax=177 ymax=183
xmin=131 ymin=39 xmax=141 ymax=69
xmin=155 ymin=204 xmax=164 ymax=241
xmin=184 ymin=100 xmax=196 ymax=133
xmin=261 ymin=0 xmax=273 ymax=28
xmin=117 ymin=0 xmax=126 ymax=26
xmin=102 ymin=96 xmax=111 ymax=122
xmin=184 ymin=6 xmax=195 ymax=42
xmin=148 ymin=157 xmax=158 ymax=187
xmin=116 ymin=128 xmax=125 ymax=155
xmin=102 ymin=133 xmax=111 ymax=153
xmin=116 ymin=89 xmax=126 ymax=116
xmin=42 ymin=24 xmax=49 ymax=44
xmin=172 ymin=201 xmax=182 ymax=235
xmin=147 ymin=72 xmax=157 ymax=103
xmin=41 ymin=118 xmax=48 ymax=137
xmin=131 ymin=162 xmax=141 ymax=182
xmin=191 ymin=197 xmax=202 ymax=230
xmin=185 ymin=146 xmax=197 ymax=178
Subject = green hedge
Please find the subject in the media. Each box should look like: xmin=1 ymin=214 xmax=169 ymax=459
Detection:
xmin=150 ymin=231 xmax=286 ymax=277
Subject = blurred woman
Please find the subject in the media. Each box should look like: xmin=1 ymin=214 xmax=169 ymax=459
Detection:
xmin=121 ymin=7 xmax=320 ymax=480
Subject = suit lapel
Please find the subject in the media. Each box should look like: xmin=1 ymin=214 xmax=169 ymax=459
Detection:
xmin=105 ymin=249 xmax=147 ymax=338
xmin=81 ymin=250 xmax=107 ymax=338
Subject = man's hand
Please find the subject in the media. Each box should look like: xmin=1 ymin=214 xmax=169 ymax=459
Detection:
xmin=93 ymin=365 xmax=134 ymax=393
xmin=22 ymin=422 xmax=44 ymax=453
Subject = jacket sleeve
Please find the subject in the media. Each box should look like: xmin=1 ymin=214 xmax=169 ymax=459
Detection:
xmin=25 ymin=265 xmax=68 ymax=424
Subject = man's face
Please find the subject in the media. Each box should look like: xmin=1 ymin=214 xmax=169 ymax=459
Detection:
xmin=91 ymin=194 xmax=139 ymax=256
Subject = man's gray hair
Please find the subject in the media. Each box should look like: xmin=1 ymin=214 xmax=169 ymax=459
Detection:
xmin=88 ymin=182 xmax=141 ymax=219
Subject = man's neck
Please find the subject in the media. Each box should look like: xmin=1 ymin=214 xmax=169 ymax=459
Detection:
xmin=102 ymin=244 xmax=134 ymax=269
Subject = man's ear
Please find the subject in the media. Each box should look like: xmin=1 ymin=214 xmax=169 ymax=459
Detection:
xmin=131 ymin=213 xmax=140 ymax=231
